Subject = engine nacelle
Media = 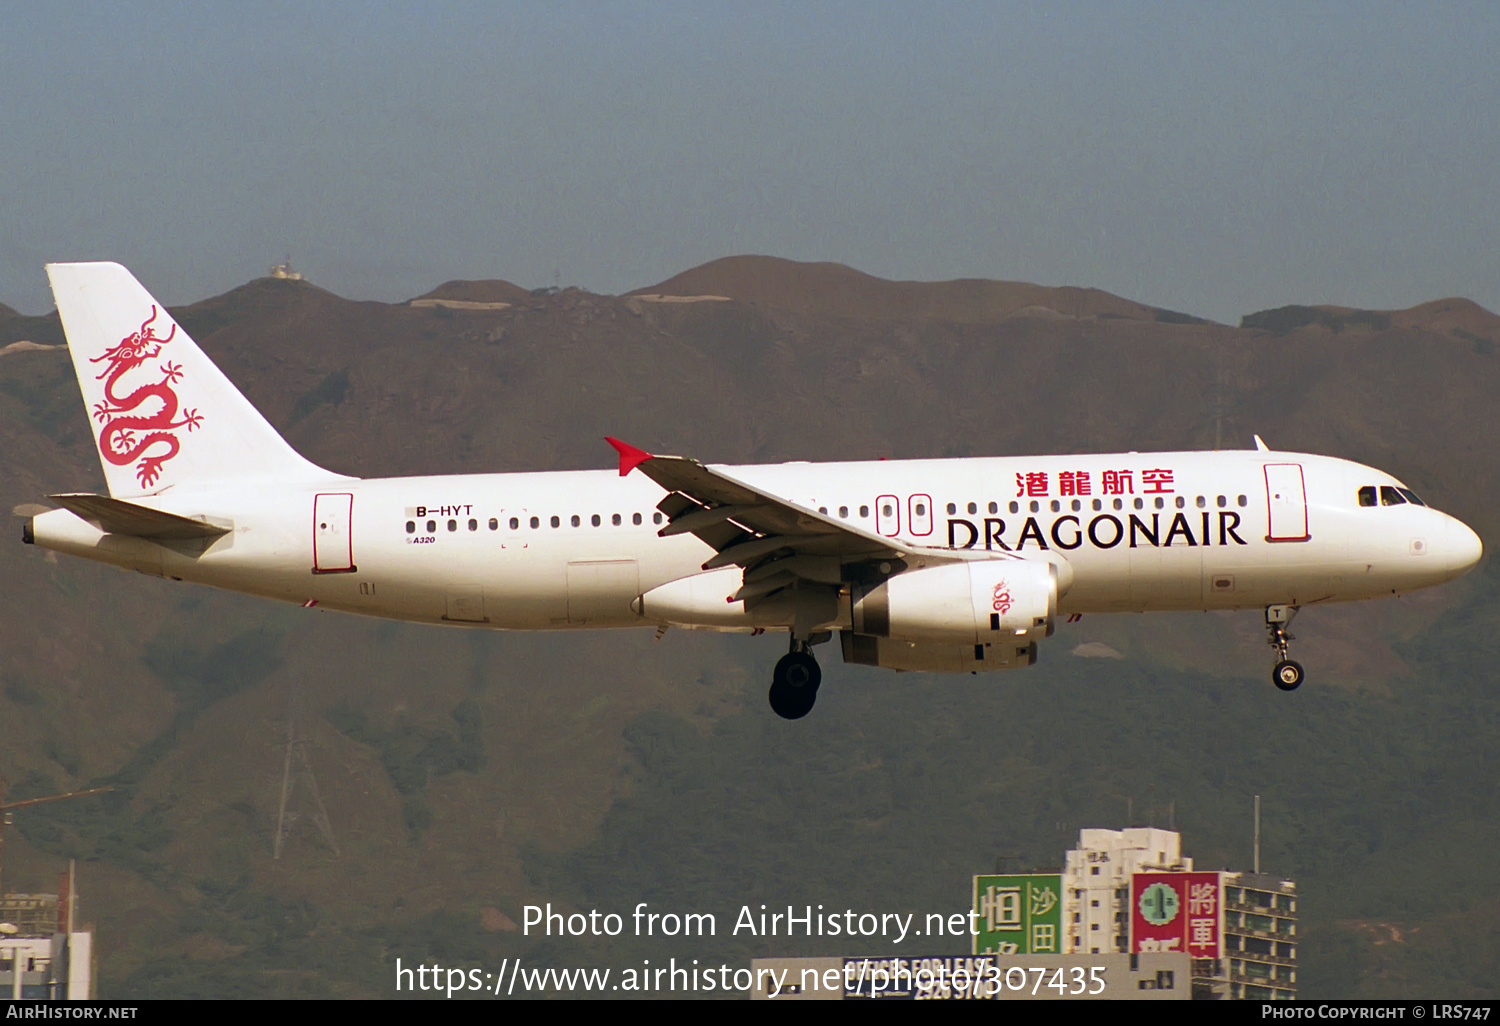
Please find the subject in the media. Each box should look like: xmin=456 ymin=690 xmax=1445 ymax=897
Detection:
xmin=850 ymin=558 xmax=1056 ymax=646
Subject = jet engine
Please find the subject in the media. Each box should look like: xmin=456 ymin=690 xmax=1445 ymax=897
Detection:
xmin=850 ymin=558 xmax=1057 ymax=645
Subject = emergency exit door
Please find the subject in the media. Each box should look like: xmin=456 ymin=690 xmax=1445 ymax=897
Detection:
xmin=1264 ymin=464 xmax=1310 ymax=542
xmin=313 ymin=492 xmax=356 ymax=572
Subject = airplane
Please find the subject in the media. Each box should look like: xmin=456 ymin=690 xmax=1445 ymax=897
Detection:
xmin=22 ymin=263 xmax=1484 ymax=719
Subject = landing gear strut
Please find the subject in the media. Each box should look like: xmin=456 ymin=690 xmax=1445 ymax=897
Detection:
xmin=1265 ymin=605 xmax=1304 ymax=691
xmin=768 ymin=636 xmax=822 ymax=719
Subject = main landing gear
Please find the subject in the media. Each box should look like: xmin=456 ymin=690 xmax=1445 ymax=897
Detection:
xmin=768 ymin=635 xmax=825 ymax=720
xmin=1265 ymin=605 xmax=1304 ymax=691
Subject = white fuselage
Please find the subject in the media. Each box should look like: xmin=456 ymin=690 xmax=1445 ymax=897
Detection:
xmin=31 ymin=449 xmax=1483 ymax=634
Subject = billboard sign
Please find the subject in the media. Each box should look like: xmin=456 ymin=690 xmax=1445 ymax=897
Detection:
xmin=972 ymin=874 xmax=1063 ymax=955
xmin=1130 ymin=872 xmax=1221 ymax=958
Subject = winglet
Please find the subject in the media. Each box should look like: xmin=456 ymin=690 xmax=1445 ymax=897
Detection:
xmin=1254 ymin=434 xmax=1270 ymax=452
xmin=605 ymin=437 xmax=653 ymax=477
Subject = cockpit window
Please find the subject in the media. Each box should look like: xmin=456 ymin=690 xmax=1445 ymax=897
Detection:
xmin=1358 ymin=486 xmax=1376 ymax=507
xmin=1380 ymin=486 xmax=1407 ymax=506
xmin=1397 ymin=488 xmax=1426 ymax=507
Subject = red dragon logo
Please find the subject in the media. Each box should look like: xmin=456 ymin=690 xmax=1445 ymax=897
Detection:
xmin=89 ymin=306 xmax=203 ymax=487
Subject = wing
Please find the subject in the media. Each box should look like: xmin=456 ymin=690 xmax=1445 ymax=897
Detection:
xmin=606 ymin=438 xmax=1010 ymax=603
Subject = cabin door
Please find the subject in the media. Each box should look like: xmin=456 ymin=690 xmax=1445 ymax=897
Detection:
xmin=313 ymin=493 xmax=356 ymax=573
xmin=1264 ymin=464 xmax=1310 ymax=542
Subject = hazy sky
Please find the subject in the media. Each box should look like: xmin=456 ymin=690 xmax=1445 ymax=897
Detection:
xmin=3 ymin=2 xmax=1497 ymax=322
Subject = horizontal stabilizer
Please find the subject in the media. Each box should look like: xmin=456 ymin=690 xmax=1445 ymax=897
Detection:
xmin=48 ymin=493 xmax=229 ymax=540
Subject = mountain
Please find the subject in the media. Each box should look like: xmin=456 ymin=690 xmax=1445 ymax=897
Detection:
xmin=637 ymin=254 xmax=1183 ymax=324
xmin=0 ymin=258 xmax=1496 ymax=999
xmin=409 ymin=279 xmax=533 ymax=306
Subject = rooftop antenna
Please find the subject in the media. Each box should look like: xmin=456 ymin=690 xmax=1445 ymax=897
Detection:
xmin=1253 ymin=795 xmax=1261 ymax=875
xmin=273 ymin=683 xmax=339 ymax=859
xmin=1213 ymin=346 xmax=1226 ymax=450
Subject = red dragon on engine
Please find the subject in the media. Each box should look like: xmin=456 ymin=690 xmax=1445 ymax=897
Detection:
xmin=89 ymin=305 xmax=203 ymax=487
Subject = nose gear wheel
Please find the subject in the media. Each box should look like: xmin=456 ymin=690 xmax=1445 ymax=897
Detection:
xmin=1265 ymin=605 xmax=1303 ymax=690
xmin=1273 ymin=659 xmax=1304 ymax=691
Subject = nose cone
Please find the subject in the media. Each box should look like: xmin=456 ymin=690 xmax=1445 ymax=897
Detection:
xmin=1442 ymin=517 xmax=1483 ymax=579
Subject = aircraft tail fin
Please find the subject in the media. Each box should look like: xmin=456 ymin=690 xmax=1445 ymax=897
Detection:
xmin=46 ymin=262 xmax=344 ymax=497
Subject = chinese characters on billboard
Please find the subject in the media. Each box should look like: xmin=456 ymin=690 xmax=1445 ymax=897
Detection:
xmin=972 ymin=874 xmax=1063 ymax=955
xmin=1130 ymin=872 xmax=1221 ymax=957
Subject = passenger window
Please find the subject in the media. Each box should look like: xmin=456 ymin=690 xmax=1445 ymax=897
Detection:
xmin=427 ymin=520 xmax=436 ymax=533
xmin=819 ymin=507 xmax=828 ymax=515
xmin=1112 ymin=498 xmax=1123 ymax=511
xmin=550 ymin=516 xmax=560 ymax=528
xmin=632 ymin=512 xmax=642 ymax=525
xmin=591 ymin=514 xmax=601 ymax=527
xmin=406 ymin=521 xmax=415 ymax=534
xmin=1216 ymin=495 xmax=1227 ymax=508
xmin=1175 ymin=496 xmax=1185 ymax=508
xmin=530 ymin=516 xmax=539 ymax=529
xmin=571 ymin=514 xmax=581 ymax=527
xmin=468 ymin=518 xmax=478 ymax=531
xmin=913 ymin=503 xmax=924 ymax=517
xmin=859 ymin=505 xmax=869 ymax=518
xmin=882 ymin=503 xmax=894 ymax=517
xmin=967 ymin=502 xmax=977 ymax=515
xmin=1133 ymin=498 xmax=1144 ymax=510
xmin=946 ymin=503 xmax=956 ymax=515
xmin=1196 ymin=495 xmax=1206 ymax=508
xmin=1071 ymin=499 xmax=1081 ymax=512
xmin=653 ymin=512 xmax=663 ymax=525
xmin=510 ymin=517 xmax=520 ymax=530
xmin=988 ymin=502 xmax=998 ymax=514
xmin=1029 ymin=500 xmax=1040 ymax=513
xmin=1050 ymin=500 xmax=1060 ymax=512
xmin=612 ymin=513 xmax=622 ymax=525
xmin=1010 ymin=501 xmax=1020 ymax=514
xmin=447 ymin=519 xmax=457 ymax=532
xmin=1397 ymin=488 xmax=1426 ymax=507
xmin=1153 ymin=497 xmax=1164 ymax=509
xmin=839 ymin=506 xmax=849 ymax=518
xmin=1237 ymin=495 xmax=1248 ymax=507
xmin=1380 ymin=486 xmax=1406 ymax=506
xmin=489 ymin=518 xmax=498 ymax=530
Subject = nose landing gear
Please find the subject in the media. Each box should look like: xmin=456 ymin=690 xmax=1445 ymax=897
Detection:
xmin=1265 ymin=605 xmax=1304 ymax=691
xmin=768 ymin=635 xmax=824 ymax=719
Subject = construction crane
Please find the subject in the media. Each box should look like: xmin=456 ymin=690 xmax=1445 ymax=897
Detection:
xmin=0 ymin=778 xmax=113 ymax=898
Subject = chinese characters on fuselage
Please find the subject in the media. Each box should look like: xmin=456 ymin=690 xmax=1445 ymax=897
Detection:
xmin=957 ymin=468 xmax=1245 ymax=552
